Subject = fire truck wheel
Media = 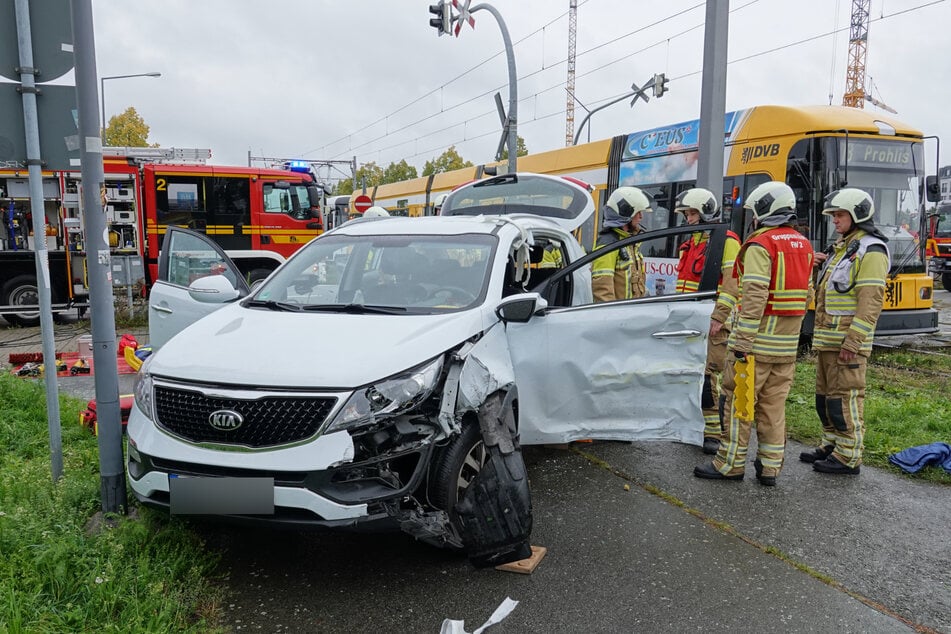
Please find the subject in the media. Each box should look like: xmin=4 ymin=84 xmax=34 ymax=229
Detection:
xmin=942 ymin=272 xmax=951 ymax=292
xmin=2 ymin=275 xmax=41 ymax=327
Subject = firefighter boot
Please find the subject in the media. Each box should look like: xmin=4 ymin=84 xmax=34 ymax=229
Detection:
xmin=799 ymin=445 xmax=834 ymax=464
xmin=813 ymin=456 xmax=860 ymax=475
xmin=753 ymin=459 xmax=776 ymax=487
xmin=693 ymin=461 xmax=743 ymax=481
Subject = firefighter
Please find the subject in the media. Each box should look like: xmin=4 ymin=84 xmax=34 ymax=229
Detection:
xmin=674 ymin=187 xmax=743 ymax=454
xmin=694 ymin=181 xmax=814 ymax=486
xmin=591 ymin=186 xmax=652 ymax=302
xmin=801 ymin=188 xmax=889 ymax=475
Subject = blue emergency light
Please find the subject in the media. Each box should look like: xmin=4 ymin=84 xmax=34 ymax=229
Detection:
xmin=284 ymin=160 xmax=311 ymax=174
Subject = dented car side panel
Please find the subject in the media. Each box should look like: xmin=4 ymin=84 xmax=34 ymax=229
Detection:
xmin=507 ymin=299 xmax=712 ymax=445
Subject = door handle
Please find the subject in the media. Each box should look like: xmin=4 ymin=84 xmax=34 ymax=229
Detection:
xmin=152 ymin=305 xmax=173 ymax=314
xmin=651 ymin=329 xmax=701 ymax=339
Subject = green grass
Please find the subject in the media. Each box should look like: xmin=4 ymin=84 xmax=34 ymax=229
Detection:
xmin=787 ymin=349 xmax=951 ymax=485
xmin=0 ymin=373 xmax=225 ymax=633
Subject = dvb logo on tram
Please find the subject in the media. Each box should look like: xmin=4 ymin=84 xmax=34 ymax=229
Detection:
xmin=741 ymin=143 xmax=780 ymax=163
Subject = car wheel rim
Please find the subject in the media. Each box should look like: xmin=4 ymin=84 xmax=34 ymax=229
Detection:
xmin=455 ymin=440 xmax=486 ymax=503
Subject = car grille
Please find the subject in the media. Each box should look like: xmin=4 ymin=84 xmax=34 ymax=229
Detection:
xmin=154 ymin=385 xmax=337 ymax=448
xmin=937 ymin=244 xmax=951 ymax=256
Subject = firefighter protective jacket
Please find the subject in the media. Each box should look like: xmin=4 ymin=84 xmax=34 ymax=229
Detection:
xmin=675 ymin=229 xmax=742 ymax=325
xmin=813 ymin=229 xmax=890 ymax=356
xmin=729 ymin=225 xmax=815 ymax=362
xmin=591 ymin=227 xmax=646 ymax=302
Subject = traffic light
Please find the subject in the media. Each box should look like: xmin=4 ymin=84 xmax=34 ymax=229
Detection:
xmin=429 ymin=1 xmax=451 ymax=36
xmin=652 ymin=73 xmax=669 ymax=98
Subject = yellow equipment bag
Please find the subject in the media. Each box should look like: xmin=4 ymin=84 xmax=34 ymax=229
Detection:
xmin=733 ymin=354 xmax=755 ymax=422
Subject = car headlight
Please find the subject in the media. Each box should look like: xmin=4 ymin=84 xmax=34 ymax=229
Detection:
xmin=325 ymin=355 xmax=444 ymax=433
xmin=133 ymin=357 xmax=155 ymax=421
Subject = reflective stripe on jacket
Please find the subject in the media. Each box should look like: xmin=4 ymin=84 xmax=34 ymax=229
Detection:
xmin=592 ymin=227 xmax=646 ymax=302
xmin=734 ymin=226 xmax=813 ymax=316
xmin=729 ymin=225 xmax=814 ymax=361
xmin=814 ymin=230 xmax=890 ymax=355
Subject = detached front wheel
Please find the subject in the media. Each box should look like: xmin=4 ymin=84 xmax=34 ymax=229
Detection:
xmin=430 ymin=421 xmax=487 ymax=512
xmin=432 ymin=393 xmax=533 ymax=568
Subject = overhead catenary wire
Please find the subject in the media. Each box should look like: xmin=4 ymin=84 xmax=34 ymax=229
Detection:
xmin=322 ymin=1 xmax=717 ymax=162
xmin=324 ymin=0 xmax=945 ymax=167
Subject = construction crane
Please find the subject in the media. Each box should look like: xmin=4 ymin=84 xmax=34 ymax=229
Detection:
xmin=565 ymin=0 xmax=577 ymax=146
xmin=842 ymin=0 xmax=897 ymax=113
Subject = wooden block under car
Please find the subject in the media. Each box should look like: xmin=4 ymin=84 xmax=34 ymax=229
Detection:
xmin=495 ymin=545 xmax=547 ymax=574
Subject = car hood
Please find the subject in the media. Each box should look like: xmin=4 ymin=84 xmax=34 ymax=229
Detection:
xmin=149 ymin=304 xmax=488 ymax=388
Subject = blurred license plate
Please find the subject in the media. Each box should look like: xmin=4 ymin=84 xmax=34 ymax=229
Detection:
xmin=169 ymin=475 xmax=274 ymax=515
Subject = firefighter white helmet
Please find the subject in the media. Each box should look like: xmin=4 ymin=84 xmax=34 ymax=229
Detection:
xmin=603 ymin=186 xmax=652 ymax=229
xmin=822 ymin=188 xmax=874 ymax=224
xmin=362 ymin=206 xmax=390 ymax=218
xmin=433 ymin=193 xmax=448 ymax=211
xmin=744 ymin=181 xmax=796 ymax=223
xmin=675 ymin=187 xmax=719 ymax=221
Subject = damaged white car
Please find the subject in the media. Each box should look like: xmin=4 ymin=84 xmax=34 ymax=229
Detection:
xmin=128 ymin=173 xmax=728 ymax=567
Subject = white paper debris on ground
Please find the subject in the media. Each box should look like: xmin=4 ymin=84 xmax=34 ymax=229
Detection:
xmin=439 ymin=597 xmax=519 ymax=634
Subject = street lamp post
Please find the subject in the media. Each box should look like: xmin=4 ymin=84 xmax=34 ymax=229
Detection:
xmin=100 ymin=71 xmax=161 ymax=139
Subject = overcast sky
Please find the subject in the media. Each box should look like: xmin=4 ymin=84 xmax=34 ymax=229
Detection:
xmin=90 ymin=0 xmax=950 ymax=185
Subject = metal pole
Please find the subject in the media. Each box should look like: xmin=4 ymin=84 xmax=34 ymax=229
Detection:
xmin=573 ymin=91 xmax=633 ymax=146
xmin=14 ymin=0 xmax=63 ymax=482
xmin=696 ymin=0 xmax=730 ymax=205
xmin=471 ymin=3 xmax=517 ymax=174
xmin=99 ymin=73 xmax=160 ymax=142
xmin=72 ymin=0 xmax=127 ymax=514
xmin=99 ymin=76 xmax=105 ymax=139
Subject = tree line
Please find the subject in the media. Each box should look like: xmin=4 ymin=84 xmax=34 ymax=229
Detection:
xmin=103 ymin=108 xmax=528 ymax=195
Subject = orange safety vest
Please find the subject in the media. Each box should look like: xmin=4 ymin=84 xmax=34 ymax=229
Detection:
xmin=734 ymin=226 xmax=813 ymax=316
xmin=676 ymin=230 xmax=740 ymax=293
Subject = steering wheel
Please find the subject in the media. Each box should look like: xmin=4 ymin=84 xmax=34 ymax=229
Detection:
xmin=431 ymin=285 xmax=477 ymax=304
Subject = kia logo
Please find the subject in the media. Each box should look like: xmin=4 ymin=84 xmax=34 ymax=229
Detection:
xmin=208 ymin=409 xmax=244 ymax=431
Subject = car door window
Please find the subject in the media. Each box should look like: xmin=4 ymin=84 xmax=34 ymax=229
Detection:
xmin=506 ymin=222 xmax=729 ymax=446
xmin=161 ymin=230 xmax=242 ymax=288
xmin=536 ymin=223 xmax=728 ymax=308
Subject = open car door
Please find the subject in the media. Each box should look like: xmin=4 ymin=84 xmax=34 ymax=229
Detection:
xmin=506 ymin=223 xmax=729 ymax=446
xmin=148 ymin=227 xmax=250 ymax=350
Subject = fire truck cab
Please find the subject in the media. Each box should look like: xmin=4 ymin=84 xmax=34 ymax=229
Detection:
xmin=927 ymin=202 xmax=951 ymax=291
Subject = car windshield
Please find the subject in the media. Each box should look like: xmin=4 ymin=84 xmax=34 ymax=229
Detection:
xmin=251 ymin=233 xmax=497 ymax=313
xmin=442 ymin=174 xmax=588 ymax=220
xmin=934 ymin=205 xmax=951 ymax=238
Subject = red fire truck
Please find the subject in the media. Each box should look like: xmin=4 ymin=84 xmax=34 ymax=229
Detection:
xmin=926 ymin=202 xmax=951 ymax=290
xmin=0 ymin=148 xmax=324 ymax=326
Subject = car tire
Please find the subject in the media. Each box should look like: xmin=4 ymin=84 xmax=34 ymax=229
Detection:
xmin=430 ymin=420 xmax=487 ymax=513
xmin=2 ymin=275 xmax=41 ymax=327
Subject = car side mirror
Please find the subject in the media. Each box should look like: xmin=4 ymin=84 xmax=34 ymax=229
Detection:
xmin=188 ymin=274 xmax=241 ymax=304
xmin=495 ymin=293 xmax=547 ymax=323
xmin=925 ymin=175 xmax=940 ymax=203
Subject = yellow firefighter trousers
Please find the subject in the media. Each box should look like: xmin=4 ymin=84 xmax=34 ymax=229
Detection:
xmin=815 ymin=350 xmax=866 ymax=468
xmin=703 ymin=327 xmax=730 ymax=440
xmin=714 ymin=358 xmax=796 ymax=478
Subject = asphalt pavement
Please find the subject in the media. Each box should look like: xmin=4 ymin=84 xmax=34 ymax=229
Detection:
xmin=1 ymin=296 xmax=949 ymax=633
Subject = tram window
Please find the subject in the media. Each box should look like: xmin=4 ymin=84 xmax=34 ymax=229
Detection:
xmin=637 ymin=184 xmax=673 ymax=232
